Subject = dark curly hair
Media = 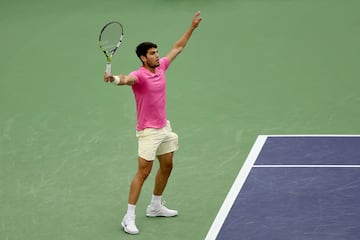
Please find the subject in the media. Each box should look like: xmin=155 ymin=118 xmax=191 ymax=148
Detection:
xmin=135 ymin=42 xmax=157 ymax=60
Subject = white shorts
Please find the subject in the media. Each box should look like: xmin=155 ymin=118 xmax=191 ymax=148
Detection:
xmin=136 ymin=120 xmax=179 ymax=161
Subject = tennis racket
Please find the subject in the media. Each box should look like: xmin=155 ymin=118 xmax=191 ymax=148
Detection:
xmin=99 ymin=21 xmax=124 ymax=74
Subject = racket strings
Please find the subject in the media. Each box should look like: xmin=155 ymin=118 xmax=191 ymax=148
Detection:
xmin=100 ymin=23 xmax=123 ymax=52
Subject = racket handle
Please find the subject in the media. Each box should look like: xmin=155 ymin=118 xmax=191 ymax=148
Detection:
xmin=105 ymin=63 xmax=112 ymax=74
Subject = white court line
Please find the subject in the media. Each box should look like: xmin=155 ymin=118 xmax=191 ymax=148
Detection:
xmin=254 ymin=165 xmax=360 ymax=168
xmin=204 ymin=135 xmax=268 ymax=240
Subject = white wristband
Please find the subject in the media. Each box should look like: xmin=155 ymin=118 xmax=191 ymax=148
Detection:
xmin=112 ymin=75 xmax=120 ymax=85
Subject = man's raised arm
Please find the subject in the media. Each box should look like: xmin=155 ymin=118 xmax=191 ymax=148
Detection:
xmin=166 ymin=11 xmax=202 ymax=62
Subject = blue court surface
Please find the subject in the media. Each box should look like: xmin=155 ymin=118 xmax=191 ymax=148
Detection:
xmin=205 ymin=135 xmax=360 ymax=240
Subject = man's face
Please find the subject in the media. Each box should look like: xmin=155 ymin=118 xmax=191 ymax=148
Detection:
xmin=143 ymin=47 xmax=160 ymax=68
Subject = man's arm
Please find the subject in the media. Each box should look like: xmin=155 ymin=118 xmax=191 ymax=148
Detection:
xmin=166 ymin=11 xmax=202 ymax=62
xmin=104 ymin=73 xmax=136 ymax=86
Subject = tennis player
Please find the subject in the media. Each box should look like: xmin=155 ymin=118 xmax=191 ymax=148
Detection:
xmin=103 ymin=11 xmax=202 ymax=234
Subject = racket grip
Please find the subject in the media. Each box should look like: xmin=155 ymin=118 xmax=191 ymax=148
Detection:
xmin=105 ymin=63 xmax=112 ymax=74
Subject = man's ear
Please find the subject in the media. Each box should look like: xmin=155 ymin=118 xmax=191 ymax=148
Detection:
xmin=140 ymin=55 xmax=147 ymax=64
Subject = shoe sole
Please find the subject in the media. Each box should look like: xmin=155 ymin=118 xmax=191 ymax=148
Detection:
xmin=146 ymin=213 xmax=178 ymax=217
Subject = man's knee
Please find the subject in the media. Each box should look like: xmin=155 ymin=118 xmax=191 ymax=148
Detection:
xmin=136 ymin=157 xmax=153 ymax=181
xmin=157 ymin=153 xmax=174 ymax=172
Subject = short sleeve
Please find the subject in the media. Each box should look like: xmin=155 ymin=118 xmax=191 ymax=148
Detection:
xmin=159 ymin=57 xmax=170 ymax=71
xmin=129 ymin=70 xmax=140 ymax=85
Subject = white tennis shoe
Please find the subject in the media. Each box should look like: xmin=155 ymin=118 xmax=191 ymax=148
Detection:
xmin=146 ymin=202 xmax=178 ymax=217
xmin=121 ymin=214 xmax=139 ymax=235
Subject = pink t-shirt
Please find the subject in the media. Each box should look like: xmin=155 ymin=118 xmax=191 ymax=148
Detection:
xmin=129 ymin=57 xmax=170 ymax=131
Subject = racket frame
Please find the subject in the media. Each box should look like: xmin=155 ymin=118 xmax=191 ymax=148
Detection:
xmin=99 ymin=21 xmax=124 ymax=74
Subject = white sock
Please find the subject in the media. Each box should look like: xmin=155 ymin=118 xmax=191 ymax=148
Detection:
xmin=127 ymin=204 xmax=136 ymax=216
xmin=151 ymin=194 xmax=162 ymax=207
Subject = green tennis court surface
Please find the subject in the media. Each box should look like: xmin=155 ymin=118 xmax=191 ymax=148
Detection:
xmin=1 ymin=0 xmax=360 ymax=239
